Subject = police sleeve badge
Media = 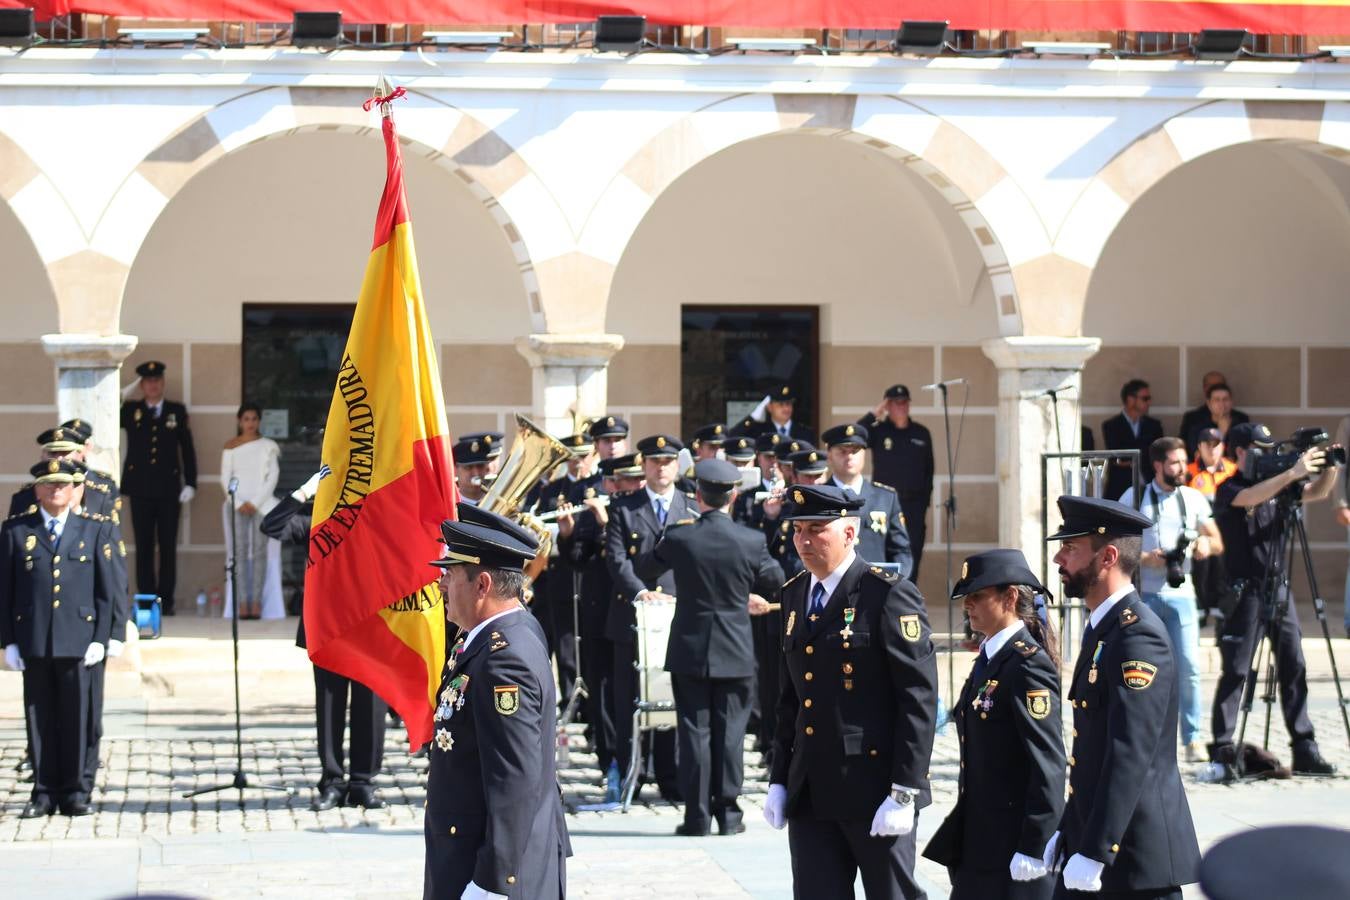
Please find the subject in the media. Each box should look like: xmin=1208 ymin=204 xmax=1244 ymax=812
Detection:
xmin=494 ymin=684 xmax=520 ymax=715
xmin=1121 ymin=660 xmax=1158 ymax=690
xmin=1026 ymin=689 xmax=1051 ymax=720
xmin=898 ymin=614 xmax=921 ymax=642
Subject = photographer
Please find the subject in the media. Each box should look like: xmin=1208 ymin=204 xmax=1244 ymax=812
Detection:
xmin=1209 ymin=423 xmax=1341 ymax=777
xmin=1120 ymin=437 xmax=1222 ymax=763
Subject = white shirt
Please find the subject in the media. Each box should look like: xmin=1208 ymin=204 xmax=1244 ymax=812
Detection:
xmin=39 ymin=507 xmax=71 ymax=542
xmin=980 ymin=620 xmax=1024 ymax=661
xmin=147 ymin=402 xmax=162 ymax=418
xmin=1121 ymin=411 xmax=1141 ymax=438
xmin=1088 ymin=584 xmax=1136 ymax=630
xmin=220 ymin=437 xmax=282 ymax=513
xmin=1118 ymin=481 xmax=1212 ymax=596
xmin=774 ymin=419 xmax=794 ymax=437
xmin=462 ymin=606 xmax=521 ymax=654
xmin=832 ymin=475 xmax=864 ymax=494
xmin=808 ymin=549 xmax=857 ymax=607
xmin=645 ymin=485 xmax=675 ymax=518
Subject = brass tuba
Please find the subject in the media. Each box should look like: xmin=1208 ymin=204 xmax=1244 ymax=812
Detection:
xmin=478 ymin=413 xmax=573 ymax=587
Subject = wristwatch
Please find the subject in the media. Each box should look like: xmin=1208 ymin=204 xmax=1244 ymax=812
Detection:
xmin=889 ymin=787 xmax=916 ymax=806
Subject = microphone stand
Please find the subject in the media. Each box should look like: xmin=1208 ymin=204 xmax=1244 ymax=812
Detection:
xmin=931 ymin=382 xmax=965 ymax=703
xmin=185 ymin=478 xmax=293 ymax=807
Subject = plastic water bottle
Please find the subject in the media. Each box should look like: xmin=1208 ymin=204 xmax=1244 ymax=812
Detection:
xmin=555 ymin=727 xmax=570 ymax=768
xmin=604 ymin=759 xmax=620 ymax=803
xmin=195 ymin=590 xmax=207 ymax=617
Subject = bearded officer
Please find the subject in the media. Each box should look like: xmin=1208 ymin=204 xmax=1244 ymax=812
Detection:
xmin=764 ymin=484 xmax=938 ymax=899
xmin=1044 ymin=495 xmax=1200 ymax=899
xmin=424 ymin=507 xmax=568 ymax=900
xmin=822 ymin=423 xmax=913 ymax=577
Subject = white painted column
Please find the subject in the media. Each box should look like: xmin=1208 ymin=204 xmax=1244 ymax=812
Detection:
xmin=514 ymin=334 xmax=625 ymax=436
xmin=980 ymin=337 xmax=1101 ymax=575
xmin=41 ymin=333 xmax=139 ymax=479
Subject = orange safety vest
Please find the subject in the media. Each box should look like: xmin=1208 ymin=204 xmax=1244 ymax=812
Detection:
xmin=1187 ymin=458 xmax=1236 ymax=498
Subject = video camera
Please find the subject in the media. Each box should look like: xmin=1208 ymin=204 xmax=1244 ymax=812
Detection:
xmin=1241 ymin=426 xmax=1347 ymax=482
xmin=1164 ymin=527 xmax=1199 ymax=589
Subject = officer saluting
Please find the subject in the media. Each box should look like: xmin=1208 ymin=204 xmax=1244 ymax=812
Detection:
xmin=1 ymin=460 xmax=121 ymax=818
xmin=822 ymin=423 xmax=914 ymax=577
xmin=859 ymin=385 xmax=934 ymax=581
xmin=764 ymin=484 xmax=938 ymax=899
xmin=924 ymin=550 xmax=1065 ymax=899
xmin=636 ymin=459 xmax=783 ymax=836
xmin=1045 ymin=496 xmax=1200 ymax=898
xmin=424 ymin=506 xmax=568 ymax=900
xmin=121 ymin=360 xmax=197 ymax=616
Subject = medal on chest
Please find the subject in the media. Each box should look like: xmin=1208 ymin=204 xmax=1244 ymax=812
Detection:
xmin=1087 ymin=640 xmax=1104 ymax=685
xmin=437 ymin=674 xmax=469 ymax=721
xmin=971 ymin=679 xmax=999 ymax=717
xmin=839 ymin=607 xmax=855 ymax=641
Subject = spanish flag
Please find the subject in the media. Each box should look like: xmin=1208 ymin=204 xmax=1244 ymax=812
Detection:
xmin=304 ymin=94 xmax=456 ymax=750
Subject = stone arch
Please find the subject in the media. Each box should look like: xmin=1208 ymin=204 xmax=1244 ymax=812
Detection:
xmin=105 ymin=86 xmax=555 ymax=332
xmin=581 ymin=93 xmax=1053 ymax=337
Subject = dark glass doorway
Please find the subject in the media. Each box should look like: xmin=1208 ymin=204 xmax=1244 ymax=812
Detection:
xmin=680 ymin=306 xmax=819 ymax=438
xmin=241 ymin=303 xmax=355 ymax=610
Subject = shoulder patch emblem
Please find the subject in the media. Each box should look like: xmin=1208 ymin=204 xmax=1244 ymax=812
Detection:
xmin=494 ymin=685 xmax=520 ymax=715
xmin=1026 ymin=689 xmax=1051 ymax=719
xmin=898 ymin=614 xmax=921 ymax=642
xmin=1120 ymin=606 xmax=1139 ymax=627
xmin=1121 ymin=660 xmax=1157 ymax=690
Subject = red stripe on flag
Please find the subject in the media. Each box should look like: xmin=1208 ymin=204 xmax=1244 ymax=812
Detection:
xmin=310 ymin=618 xmax=439 ymax=748
xmin=372 ymin=116 xmax=410 ymax=252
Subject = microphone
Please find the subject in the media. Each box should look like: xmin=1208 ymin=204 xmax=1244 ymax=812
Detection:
xmin=920 ymin=378 xmax=967 ymax=390
xmin=227 ymin=476 xmax=239 ymax=495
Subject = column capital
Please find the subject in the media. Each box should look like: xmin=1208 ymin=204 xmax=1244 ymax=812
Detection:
xmin=514 ymin=333 xmax=625 ymax=369
xmin=980 ymin=336 xmax=1101 ymax=372
xmin=41 ymin=332 xmax=138 ymax=369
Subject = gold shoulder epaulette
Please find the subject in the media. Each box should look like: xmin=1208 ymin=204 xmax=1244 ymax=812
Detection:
xmin=871 ymin=480 xmax=896 ymax=493
xmin=783 ymin=570 xmax=808 ymax=589
xmin=1120 ymin=606 xmax=1140 ymax=627
xmin=866 ymin=564 xmax=899 ymax=583
xmin=1013 ymin=639 xmax=1040 ymax=657
xmin=672 ymin=517 xmax=696 ymax=526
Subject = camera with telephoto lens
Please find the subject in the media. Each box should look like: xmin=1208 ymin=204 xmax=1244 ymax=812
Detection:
xmin=1163 ymin=528 xmax=1198 ymax=589
xmin=1241 ymin=426 xmax=1347 ymax=482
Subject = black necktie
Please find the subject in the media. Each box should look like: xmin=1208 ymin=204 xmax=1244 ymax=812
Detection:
xmin=971 ymin=649 xmax=989 ymax=686
xmin=809 ymin=583 xmax=826 ymax=617
xmin=1081 ymin=620 xmax=1097 ymax=657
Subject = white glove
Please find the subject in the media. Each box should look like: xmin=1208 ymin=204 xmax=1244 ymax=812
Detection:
xmin=749 ymin=394 xmax=772 ymax=423
xmin=1042 ymin=831 xmax=1061 ymax=872
xmin=1010 ymin=851 xmax=1048 ymax=882
xmin=83 ymin=642 xmax=106 ymax=668
xmin=293 ymin=465 xmax=330 ymax=502
xmin=107 ymin=639 xmax=125 ymax=659
xmin=4 ymin=644 xmax=23 ymax=671
xmin=1062 ymin=853 xmax=1105 ymax=892
xmin=121 ymin=377 xmax=141 ymax=399
xmin=459 ymin=882 xmax=506 ymax=900
xmin=763 ymin=783 xmax=788 ymax=830
xmin=178 ymin=485 xmax=196 ymax=503
xmin=868 ymin=795 xmax=915 ymax=837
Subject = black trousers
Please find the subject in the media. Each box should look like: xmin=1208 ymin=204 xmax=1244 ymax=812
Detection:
xmin=1211 ymin=584 xmax=1316 ymax=750
xmin=130 ymin=495 xmax=181 ymax=612
xmin=82 ymin=660 xmax=106 ymax=794
xmin=751 ymin=609 xmax=782 ymax=750
xmin=901 ymin=500 xmax=928 ymax=584
xmin=546 ymin=572 xmax=579 ymax=705
xmin=314 ymin=664 xmax=387 ymax=788
xmin=25 ymin=657 xmax=90 ymax=804
xmin=612 ymin=639 xmax=677 ymax=786
xmin=788 ymin=811 xmax=925 ymax=900
xmin=579 ymin=631 xmax=614 ymax=765
xmin=1053 ymin=886 xmax=1181 ymax=900
xmin=950 ymin=868 xmax=1054 ymax=900
xmin=671 ymin=673 xmax=752 ymax=830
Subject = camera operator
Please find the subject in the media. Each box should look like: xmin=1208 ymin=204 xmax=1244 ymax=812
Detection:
xmin=1209 ymin=423 xmax=1341 ymax=777
xmin=1120 ymin=437 xmax=1222 ymax=763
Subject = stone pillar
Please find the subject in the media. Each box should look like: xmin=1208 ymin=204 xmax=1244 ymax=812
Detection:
xmin=41 ymin=333 xmax=139 ymax=478
xmin=514 ymin=333 xmax=625 ymax=436
xmin=980 ymin=336 xmax=1101 ymax=577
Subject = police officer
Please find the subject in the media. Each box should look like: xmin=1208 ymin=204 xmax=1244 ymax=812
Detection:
xmin=605 ymin=435 xmax=689 ymax=798
xmin=763 ymin=484 xmax=938 ymax=899
xmin=424 ymin=508 xmax=568 ymax=899
xmin=458 ymin=430 xmax=505 ymax=475
xmin=923 ymin=550 xmax=1064 ymax=900
xmin=121 ymin=360 xmax=197 ymax=616
xmin=691 ymin=424 xmax=727 ymax=461
xmin=860 ymin=385 xmax=934 ymax=581
xmin=453 ymin=435 xmax=497 ymax=505
xmin=822 ymin=423 xmax=914 ymax=577
xmin=636 ymin=459 xmax=783 ymax=835
xmin=757 ymin=384 xmax=817 ymax=444
xmin=733 ymin=433 xmax=783 ymax=527
xmin=1044 ymin=495 xmax=1200 ymax=899
xmin=2 ymin=459 xmax=120 ymax=818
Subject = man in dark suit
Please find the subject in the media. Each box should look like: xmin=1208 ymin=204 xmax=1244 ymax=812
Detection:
xmin=1101 ymin=379 xmax=1163 ymax=502
xmin=822 ymin=423 xmax=913 ymax=577
xmin=1044 ymin=495 xmax=1200 ymax=898
xmin=1177 ymin=371 xmax=1250 ymax=458
xmin=120 ymin=360 xmax=197 ymax=615
xmin=604 ymin=434 xmax=690 ymax=797
xmin=763 ymin=484 xmax=938 ymax=899
xmin=423 ymin=508 xmax=568 ymax=900
xmin=636 ymin=459 xmax=783 ymax=836
xmin=2 ymin=460 xmax=120 ymax=818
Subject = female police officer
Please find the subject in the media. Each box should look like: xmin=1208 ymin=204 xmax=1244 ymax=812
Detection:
xmin=923 ymin=549 xmax=1065 ymax=899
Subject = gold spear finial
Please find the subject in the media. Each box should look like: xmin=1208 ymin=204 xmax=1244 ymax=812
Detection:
xmin=374 ymin=75 xmax=394 ymax=119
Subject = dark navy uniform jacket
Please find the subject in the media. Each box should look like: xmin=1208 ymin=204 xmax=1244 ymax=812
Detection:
xmin=120 ymin=399 xmax=198 ymax=498
xmin=555 ymin=474 xmax=612 ymax=640
xmin=635 ymin=509 xmax=782 ymax=679
xmin=423 ymin=609 xmax=568 ymax=900
xmin=771 ymin=555 xmax=938 ymax=820
xmin=0 ymin=508 xmax=120 ymax=658
xmin=924 ymin=627 xmax=1065 ymax=878
xmin=1058 ymin=592 xmax=1200 ymax=891
xmin=859 ymin=415 xmax=935 ymax=504
xmin=604 ymin=488 xmax=693 ymax=644
xmin=834 ymin=478 xmax=913 ymax=576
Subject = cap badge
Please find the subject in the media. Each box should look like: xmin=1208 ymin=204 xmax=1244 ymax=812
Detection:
xmin=792 ymin=489 xmax=804 ymax=504
xmin=483 ymin=435 xmax=493 ymax=445
xmin=656 ymin=436 xmax=666 ymax=448
xmin=845 ymin=425 xmax=855 ymax=436
xmin=471 ymin=441 xmax=480 ymax=453
xmin=606 ymin=416 xmax=615 ymax=427
xmin=770 ymin=434 xmax=780 ymax=445
xmin=48 ymin=460 xmax=60 ymax=474
xmin=781 ymin=386 xmax=789 ymax=396
xmin=633 ymin=452 xmax=643 ymax=464
xmin=961 ymin=561 xmax=969 ymax=580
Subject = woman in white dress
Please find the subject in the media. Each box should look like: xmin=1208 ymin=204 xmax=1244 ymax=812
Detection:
xmin=220 ymin=403 xmax=281 ymax=619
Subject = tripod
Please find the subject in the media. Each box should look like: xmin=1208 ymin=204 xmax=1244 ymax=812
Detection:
xmin=559 ymin=569 xmax=589 ymax=725
xmin=1232 ymin=490 xmax=1350 ymax=773
xmin=185 ymin=478 xmax=294 ymax=806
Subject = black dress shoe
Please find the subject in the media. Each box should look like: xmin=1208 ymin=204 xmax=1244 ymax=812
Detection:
xmin=717 ymin=820 xmax=746 ymax=836
xmin=1292 ymin=749 xmax=1337 ymax=776
xmin=345 ymin=785 xmax=387 ymax=810
xmin=658 ymin=783 xmax=683 ymax=804
xmin=19 ymin=799 xmax=53 ymax=819
xmin=60 ymin=798 xmax=91 ymax=817
xmin=311 ymin=784 xmax=346 ymax=811
xmin=674 ymin=822 xmax=710 ymax=837
xmin=14 ymin=756 xmax=32 ymax=773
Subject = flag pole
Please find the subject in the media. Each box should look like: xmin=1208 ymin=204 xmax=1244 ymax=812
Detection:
xmin=375 ymin=75 xmax=394 ymax=119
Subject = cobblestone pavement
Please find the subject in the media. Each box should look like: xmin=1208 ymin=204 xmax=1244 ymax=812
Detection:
xmin=2 ymin=673 xmax=1349 ymax=897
